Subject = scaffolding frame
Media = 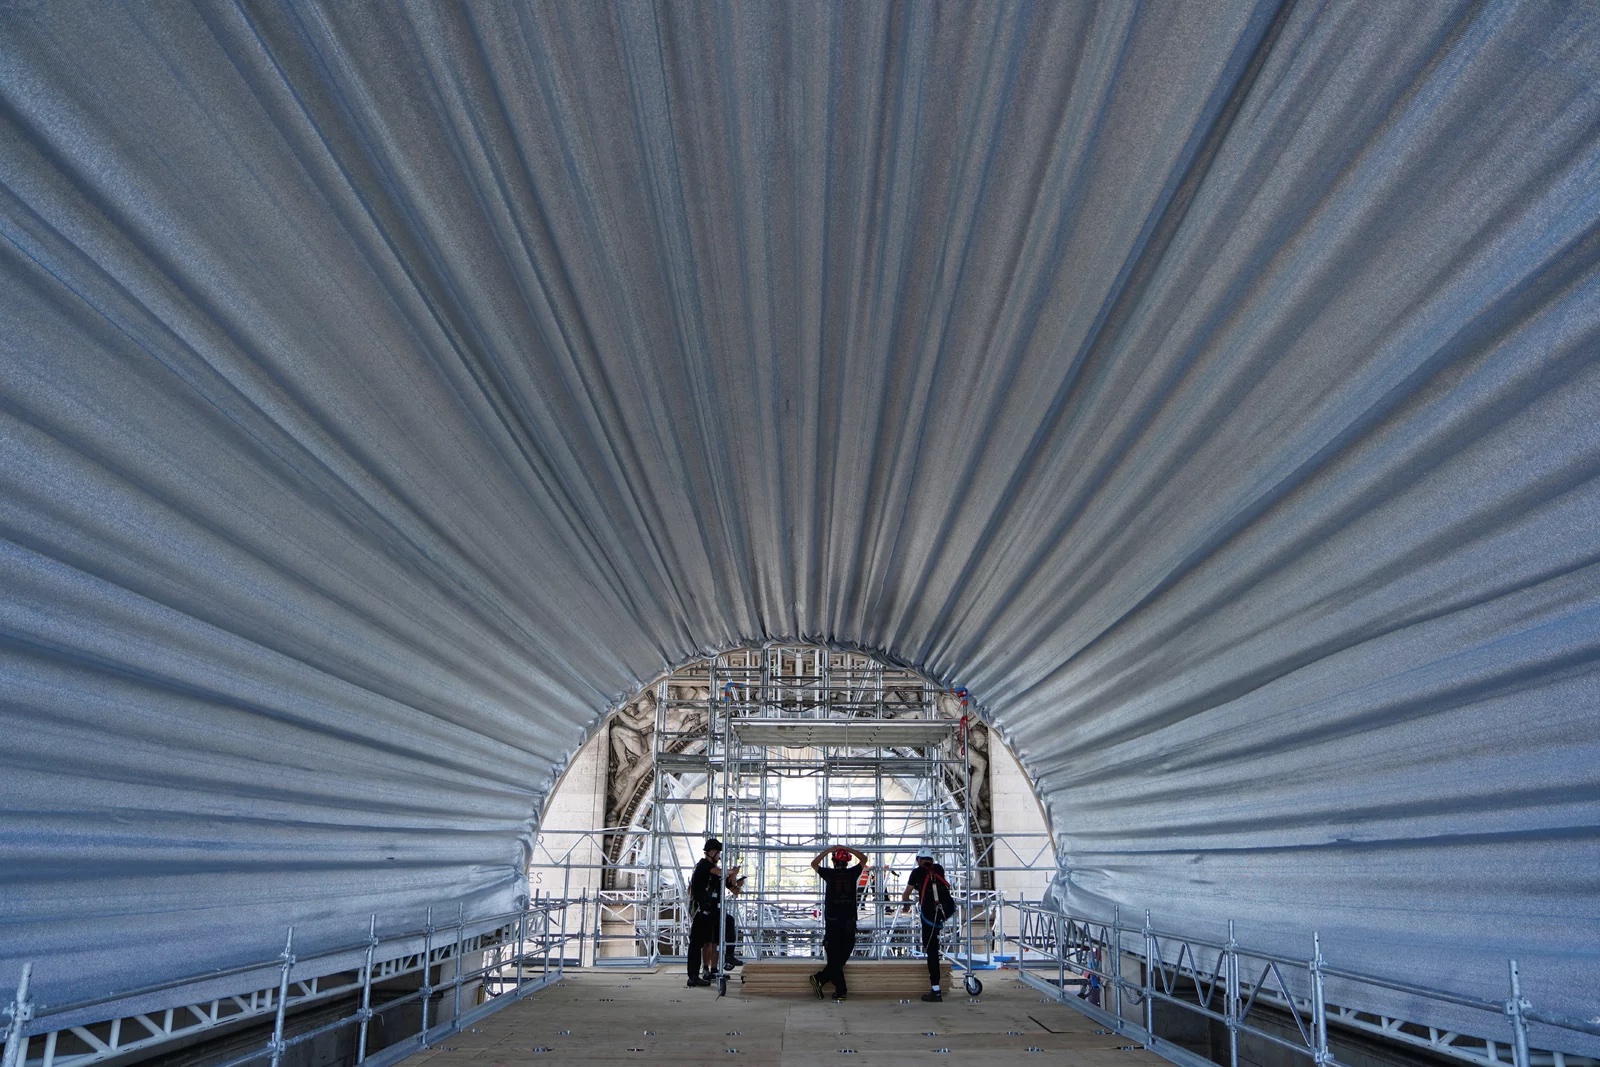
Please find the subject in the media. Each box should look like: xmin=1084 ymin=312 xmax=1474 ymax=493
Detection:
xmin=0 ymin=900 xmax=577 ymax=1067
xmin=639 ymin=645 xmax=981 ymax=980
xmin=1006 ymin=900 xmax=1600 ymax=1067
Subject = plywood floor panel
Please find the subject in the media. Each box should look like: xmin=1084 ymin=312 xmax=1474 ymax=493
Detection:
xmin=403 ymin=970 xmax=1164 ymax=1066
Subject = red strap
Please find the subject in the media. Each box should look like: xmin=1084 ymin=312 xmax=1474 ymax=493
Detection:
xmin=917 ymin=868 xmax=950 ymax=911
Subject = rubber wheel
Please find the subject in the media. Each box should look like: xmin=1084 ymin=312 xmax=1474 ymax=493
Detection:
xmin=964 ymin=975 xmax=983 ymax=996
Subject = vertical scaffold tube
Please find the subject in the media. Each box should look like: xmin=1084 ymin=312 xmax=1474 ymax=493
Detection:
xmin=647 ymin=678 xmax=666 ymax=968
xmin=517 ymin=897 xmax=529 ymax=992
xmin=1143 ymin=911 xmax=1155 ymax=1047
xmin=1225 ymin=920 xmax=1239 ymax=1067
xmin=542 ymin=893 xmax=551 ymax=981
xmin=963 ymin=713 xmax=975 ymax=992
xmin=717 ymin=673 xmax=734 ymax=997
xmin=996 ymin=891 xmax=1006 ymax=975
xmin=1507 ymin=960 xmax=1531 ymax=1067
xmin=1 ymin=963 xmax=34 ymax=1067
xmin=452 ymin=904 xmax=465 ymax=1025
xmin=560 ymin=862 xmax=572 ymax=976
xmin=1311 ymin=933 xmax=1330 ymax=1066
xmin=267 ymin=928 xmax=295 ymax=1067
xmin=419 ymin=907 xmax=434 ymax=1048
xmin=1112 ymin=906 xmax=1123 ymax=1026
xmin=1056 ymin=908 xmax=1066 ymax=997
xmin=356 ymin=914 xmax=377 ymax=1064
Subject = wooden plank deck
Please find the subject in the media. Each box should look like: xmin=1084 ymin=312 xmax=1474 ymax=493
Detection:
xmin=739 ymin=959 xmax=952 ymax=998
xmin=402 ymin=968 xmax=1168 ymax=1065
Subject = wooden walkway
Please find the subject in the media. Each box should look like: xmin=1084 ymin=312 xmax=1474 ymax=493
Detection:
xmin=739 ymin=959 xmax=952 ymax=997
xmin=404 ymin=968 xmax=1170 ymax=1066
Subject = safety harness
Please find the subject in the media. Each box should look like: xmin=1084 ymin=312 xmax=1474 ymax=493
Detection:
xmin=916 ymin=865 xmax=954 ymax=930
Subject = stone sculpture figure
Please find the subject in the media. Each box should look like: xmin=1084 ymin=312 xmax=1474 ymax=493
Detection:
xmin=602 ymin=691 xmax=656 ymax=887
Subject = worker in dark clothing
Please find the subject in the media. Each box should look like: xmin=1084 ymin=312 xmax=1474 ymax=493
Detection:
xmin=716 ymin=859 xmax=745 ymax=972
xmin=686 ymin=838 xmax=744 ymax=987
xmin=903 ymin=846 xmax=955 ymax=1001
xmin=809 ymin=845 xmax=867 ymax=1000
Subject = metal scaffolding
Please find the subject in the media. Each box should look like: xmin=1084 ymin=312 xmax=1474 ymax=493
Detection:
xmin=638 ymin=645 xmax=981 ymax=971
xmin=0 ymin=900 xmax=577 ymax=1067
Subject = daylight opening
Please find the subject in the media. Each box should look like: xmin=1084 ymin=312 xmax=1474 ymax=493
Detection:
xmin=530 ymin=643 xmax=1056 ymax=966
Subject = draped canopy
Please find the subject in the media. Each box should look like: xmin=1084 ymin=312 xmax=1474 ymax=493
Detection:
xmin=2 ymin=0 xmax=1597 ymax=1040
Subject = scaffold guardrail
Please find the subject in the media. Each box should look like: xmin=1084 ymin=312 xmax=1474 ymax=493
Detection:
xmin=1005 ymin=899 xmax=1599 ymax=1067
xmin=0 ymin=896 xmax=577 ymax=1067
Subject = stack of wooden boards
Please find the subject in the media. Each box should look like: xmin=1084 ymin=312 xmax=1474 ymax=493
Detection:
xmin=739 ymin=959 xmax=953 ymax=997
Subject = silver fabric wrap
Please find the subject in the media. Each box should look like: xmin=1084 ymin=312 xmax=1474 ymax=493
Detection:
xmin=2 ymin=0 xmax=1596 ymax=1042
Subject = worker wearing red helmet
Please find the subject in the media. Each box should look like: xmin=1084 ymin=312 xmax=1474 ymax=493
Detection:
xmin=809 ymin=844 xmax=868 ymax=1000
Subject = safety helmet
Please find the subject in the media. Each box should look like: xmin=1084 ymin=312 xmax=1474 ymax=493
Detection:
xmin=915 ymin=846 xmax=934 ymax=860
xmin=832 ymin=848 xmax=852 ymax=864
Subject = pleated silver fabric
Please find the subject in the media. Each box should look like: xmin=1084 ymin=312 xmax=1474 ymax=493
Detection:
xmin=2 ymin=0 xmax=1596 ymax=1040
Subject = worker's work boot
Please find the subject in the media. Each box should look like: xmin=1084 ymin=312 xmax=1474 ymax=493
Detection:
xmin=920 ymin=990 xmax=942 ymax=1002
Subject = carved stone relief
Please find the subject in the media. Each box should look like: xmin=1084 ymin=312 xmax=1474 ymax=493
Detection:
xmin=600 ymin=684 xmax=715 ymax=888
xmin=601 ymin=690 xmax=655 ymax=888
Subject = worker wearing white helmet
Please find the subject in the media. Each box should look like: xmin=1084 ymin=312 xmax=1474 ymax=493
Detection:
xmin=902 ymin=846 xmax=955 ymax=1001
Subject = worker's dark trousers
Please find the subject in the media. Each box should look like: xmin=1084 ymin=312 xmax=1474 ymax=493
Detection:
xmin=689 ymin=911 xmax=738 ymax=976
xmin=687 ymin=912 xmax=719 ymax=977
xmin=920 ymin=920 xmax=942 ymax=986
xmin=720 ymin=913 xmax=738 ymax=965
xmin=815 ymin=918 xmax=856 ymax=993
